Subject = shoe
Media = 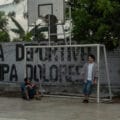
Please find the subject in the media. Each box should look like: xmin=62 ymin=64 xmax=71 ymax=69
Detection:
xmin=24 ymin=95 xmax=30 ymax=101
xmin=83 ymin=99 xmax=89 ymax=103
xmin=86 ymin=100 xmax=89 ymax=103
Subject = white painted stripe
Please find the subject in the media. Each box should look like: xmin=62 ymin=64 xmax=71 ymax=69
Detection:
xmin=0 ymin=118 xmax=26 ymax=120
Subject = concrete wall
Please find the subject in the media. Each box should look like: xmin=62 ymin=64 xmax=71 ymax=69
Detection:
xmin=0 ymin=42 xmax=84 ymax=83
xmin=0 ymin=42 xmax=120 ymax=96
xmin=108 ymin=48 xmax=120 ymax=84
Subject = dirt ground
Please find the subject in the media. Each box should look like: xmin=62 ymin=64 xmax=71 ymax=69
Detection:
xmin=0 ymin=96 xmax=120 ymax=120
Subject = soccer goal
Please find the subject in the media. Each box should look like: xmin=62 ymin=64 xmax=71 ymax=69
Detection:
xmin=24 ymin=44 xmax=112 ymax=103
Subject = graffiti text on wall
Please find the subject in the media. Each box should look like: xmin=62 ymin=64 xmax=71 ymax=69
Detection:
xmin=0 ymin=43 xmax=87 ymax=83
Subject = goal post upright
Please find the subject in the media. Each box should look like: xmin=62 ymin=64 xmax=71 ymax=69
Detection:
xmin=103 ymin=45 xmax=112 ymax=101
xmin=97 ymin=44 xmax=100 ymax=103
xmin=24 ymin=46 xmax=27 ymax=79
xmin=96 ymin=44 xmax=112 ymax=103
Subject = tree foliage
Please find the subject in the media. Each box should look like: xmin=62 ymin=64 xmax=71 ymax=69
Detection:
xmin=29 ymin=25 xmax=46 ymax=42
xmin=0 ymin=12 xmax=8 ymax=31
xmin=10 ymin=16 xmax=25 ymax=39
xmin=0 ymin=31 xmax=10 ymax=42
xmin=72 ymin=0 xmax=120 ymax=49
xmin=10 ymin=16 xmax=33 ymax=41
xmin=10 ymin=16 xmax=45 ymax=42
xmin=13 ymin=0 xmax=23 ymax=4
xmin=0 ymin=11 xmax=10 ymax=42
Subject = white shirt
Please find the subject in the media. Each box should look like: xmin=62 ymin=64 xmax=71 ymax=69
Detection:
xmin=87 ymin=63 xmax=94 ymax=81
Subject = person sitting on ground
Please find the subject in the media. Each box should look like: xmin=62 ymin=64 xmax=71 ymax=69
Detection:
xmin=21 ymin=78 xmax=41 ymax=100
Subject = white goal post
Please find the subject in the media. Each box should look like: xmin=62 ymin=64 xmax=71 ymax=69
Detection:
xmin=24 ymin=44 xmax=112 ymax=103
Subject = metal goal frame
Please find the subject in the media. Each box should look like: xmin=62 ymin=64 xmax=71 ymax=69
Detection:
xmin=24 ymin=44 xmax=112 ymax=103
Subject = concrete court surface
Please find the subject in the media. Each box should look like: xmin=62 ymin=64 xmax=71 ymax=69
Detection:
xmin=0 ymin=97 xmax=119 ymax=120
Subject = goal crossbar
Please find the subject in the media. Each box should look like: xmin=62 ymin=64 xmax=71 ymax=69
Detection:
xmin=25 ymin=44 xmax=104 ymax=48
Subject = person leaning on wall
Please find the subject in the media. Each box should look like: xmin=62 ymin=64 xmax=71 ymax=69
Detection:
xmin=81 ymin=54 xmax=98 ymax=103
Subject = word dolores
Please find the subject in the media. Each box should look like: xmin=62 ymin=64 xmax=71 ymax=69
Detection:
xmin=0 ymin=64 xmax=82 ymax=82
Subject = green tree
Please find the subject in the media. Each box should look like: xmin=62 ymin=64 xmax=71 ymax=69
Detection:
xmin=10 ymin=16 xmax=33 ymax=41
xmin=30 ymin=26 xmax=46 ymax=42
xmin=72 ymin=0 xmax=120 ymax=49
xmin=8 ymin=11 xmax=16 ymax=17
xmin=0 ymin=31 xmax=10 ymax=42
xmin=13 ymin=0 xmax=23 ymax=4
xmin=10 ymin=16 xmax=26 ymax=40
xmin=10 ymin=16 xmax=45 ymax=42
xmin=0 ymin=11 xmax=10 ymax=42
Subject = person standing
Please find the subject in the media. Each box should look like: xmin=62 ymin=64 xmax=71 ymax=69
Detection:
xmin=81 ymin=54 xmax=98 ymax=103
